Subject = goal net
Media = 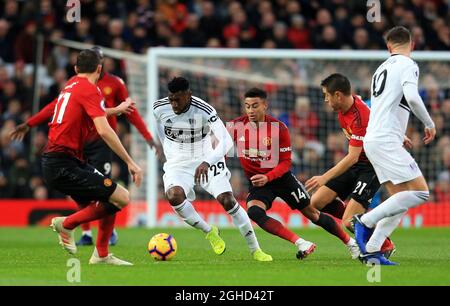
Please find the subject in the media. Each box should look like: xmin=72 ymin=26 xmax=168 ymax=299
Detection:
xmin=50 ymin=40 xmax=450 ymax=228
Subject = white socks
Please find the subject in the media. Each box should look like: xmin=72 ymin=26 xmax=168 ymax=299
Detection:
xmin=82 ymin=230 xmax=92 ymax=236
xmin=366 ymin=212 xmax=405 ymax=253
xmin=361 ymin=190 xmax=429 ymax=228
xmin=172 ymin=200 xmax=212 ymax=234
xmin=227 ymin=203 xmax=260 ymax=253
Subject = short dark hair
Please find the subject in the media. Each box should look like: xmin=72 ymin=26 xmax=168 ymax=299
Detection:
xmin=244 ymin=87 xmax=267 ymax=99
xmin=320 ymin=73 xmax=351 ymax=96
xmin=385 ymin=26 xmax=411 ymax=45
xmin=76 ymin=49 xmax=101 ymax=73
xmin=90 ymin=46 xmax=104 ymax=61
xmin=168 ymin=77 xmax=190 ymax=93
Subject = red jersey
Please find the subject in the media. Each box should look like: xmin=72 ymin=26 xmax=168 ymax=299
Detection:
xmin=44 ymin=76 xmax=105 ymax=160
xmin=338 ymin=95 xmax=370 ymax=162
xmin=228 ymin=115 xmax=292 ymax=182
xmin=27 ymin=73 xmax=153 ymax=142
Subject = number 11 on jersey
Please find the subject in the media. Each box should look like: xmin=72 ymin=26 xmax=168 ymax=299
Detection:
xmin=52 ymin=92 xmax=72 ymax=124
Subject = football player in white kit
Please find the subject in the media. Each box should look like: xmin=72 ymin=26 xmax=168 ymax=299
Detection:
xmin=353 ymin=26 xmax=436 ymax=265
xmin=153 ymin=77 xmax=272 ymax=261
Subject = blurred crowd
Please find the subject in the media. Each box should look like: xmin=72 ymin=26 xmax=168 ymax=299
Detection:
xmin=0 ymin=0 xmax=449 ymax=202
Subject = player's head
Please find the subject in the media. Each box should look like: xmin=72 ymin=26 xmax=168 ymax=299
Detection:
xmin=385 ymin=26 xmax=413 ymax=54
xmin=244 ymin=87 xmax=268 ymax=122
xmin=168 ymin=77 xmax=192 ymax=115
xmin=74 ymin=49 xmax=102 ymax=82
xmin=320 ymin=73 xmax=352 ymax=112
xmin=90 ymin=46 xmax=105 ymax=78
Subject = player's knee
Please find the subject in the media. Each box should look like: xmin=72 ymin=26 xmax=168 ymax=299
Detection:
xmin=166 ymin=187 xmax=186 ymax=206
xmin=109 ymin=185 xmax=130 ymax=208
xmin=116 ymin=189 xmax=130 ymax=208
xmin=301 ymin=205 xmax=320 ymax=222
xmin=247 ymin=205 xmax=268 ymax=224
xmin=343 ymin=219 xmax=353 ymax=232
xmin=217 ymin=193 xmax=236 ymax=211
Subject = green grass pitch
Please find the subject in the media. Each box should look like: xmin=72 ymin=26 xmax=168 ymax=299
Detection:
xmin=1 ymin=227 xmax=449 ymax=286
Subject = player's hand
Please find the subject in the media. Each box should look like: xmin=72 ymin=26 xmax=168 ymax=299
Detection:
xmin=195 ymin=162 xmax=210 ymax=185
xmin=147 ymin=139 xmax=163 ymax=160
xmin=250 ymin=174 xmax=269 ymax=187
xmin=128 ymin=161 xmax=143 ymax=188
xmin=423 ymin=127 xmax=436 ymax=145
xmin=116 ymin=98 xmax=136 ymax=115
xmin=10 ymin=123 xmax=30 ymax=142
xmin=403 ymin=135 xmax=413 ymax=149
xmin=305 ymin=175 xmax=326 ymax=194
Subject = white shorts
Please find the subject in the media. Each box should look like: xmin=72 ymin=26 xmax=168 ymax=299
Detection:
xmin=363 ymin=141 xmax=423 ymax=185
xmin=162 ymin=159 xmax=232 ymax=201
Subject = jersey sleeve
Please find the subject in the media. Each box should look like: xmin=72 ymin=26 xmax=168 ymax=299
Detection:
xmin=82 ymin=87 xmax=106 ymax=119
xmin=349 ymin=119 xmax=366 ymax=147
xmin=27 ymin=98 xmax=57 ymax=127
xmin=115 ymin=76 xmax=129 ymax=103
xmin=265 ymin=123 xmax=292 ymax=182
xmin=400 ymin=62 xmax=419 ymax=87
xmin=204 ymin=110 xmax=234 ymax=166
xmin=152 ymin=102 xmax=165 ymax=143
xmin=125 ymin=108 xmax=153 ymax=141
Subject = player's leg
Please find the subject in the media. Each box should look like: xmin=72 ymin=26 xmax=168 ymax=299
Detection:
xmin=44 ymin=158 xmax=126 ymax=256
xmin=203 ymin=160 xmax=271 ymax=261
xmin=166 ymin=186 xmax=212 ymax=233
xmin=163 ymin=170 xmax=225 ymax=254
xmin=354 ymin=143 xmax=428 ymax=264
xmin=82 ymin=139 xmax=118 ymax=246
xmin=310 ymin=185 xmax=346 ymax=219
xmin=215 ymin=192 xmax=271 ymax=261
xmin=277 ymin=172 xmax=351 ymax=246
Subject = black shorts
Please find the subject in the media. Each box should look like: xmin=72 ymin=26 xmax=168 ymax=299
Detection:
xmin=83 ymin=139 xmax=113 ymax=178
xmin=325 ymin=161 xmax=380 ymax=209
xmin=42 ymin=153 xmax=117 ymax=205
xmin=247 ymin=172 xmax=309 ymax=211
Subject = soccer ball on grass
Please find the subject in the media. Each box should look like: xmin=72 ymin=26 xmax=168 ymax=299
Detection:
xmin=148 ymin=233 xmax=177 ymax=261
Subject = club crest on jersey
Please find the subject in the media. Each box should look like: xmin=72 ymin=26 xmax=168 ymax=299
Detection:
xmin=262 ymin=137 xmax=272 ymax=146
xmin=103 ymin=87 xmax=112 ymax=96
xmin=103 ymin=178 xmax=113 ymax=187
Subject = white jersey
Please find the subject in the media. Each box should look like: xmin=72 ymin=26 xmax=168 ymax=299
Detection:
xmin=152 ymin=95 xmax=233 ymax=169
xmin=365 ymin=54 xmax=419 ymax=144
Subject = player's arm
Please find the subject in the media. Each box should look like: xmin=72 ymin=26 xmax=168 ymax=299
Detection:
xmin=126 ymin=103 xmax=162 ymax=157
xmin=105 ymin=97 xmax=136 ymax=117
xmin=10 ymin=98 xmax=57 ymax=141
xmin=306 ymin=145 xmax=362 ymax=193
xmin=84 ymin=90 xmax=142 ymax=187
xmin=401 ymin=65 xmax=436 ymax=144
xmin=93 ymin=117 xmax=142 ymax=187
xmin=251 ymin=123 xmax=292 ymax=187
xmin=195 ymin=114 xmax=233 ymax=184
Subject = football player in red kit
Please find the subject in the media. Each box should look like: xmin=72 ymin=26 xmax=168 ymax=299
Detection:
xmin=228 ymin=88 xmax=356 ymax=260
xmin=306 ymin=73 xmax=396 ymax=259
xmin=11 ymin=47 xmax=159 ymax=247
xmin=39 ymin=49 xmax=142 ymax=264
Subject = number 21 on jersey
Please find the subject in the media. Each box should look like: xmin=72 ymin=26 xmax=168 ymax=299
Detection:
xmin=51 ymin=92 xmax=72 ymax=124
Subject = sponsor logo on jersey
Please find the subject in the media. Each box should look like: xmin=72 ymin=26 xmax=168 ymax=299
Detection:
xmin=242 ymin=149 xmax=268 ymax=157
xmin=164 ymin=126 xmax=209 ymax=143
xmin=280 ymin=147 xmax=291 ymax=152
xmin=351 ymin=135 xmax=364 ymax=141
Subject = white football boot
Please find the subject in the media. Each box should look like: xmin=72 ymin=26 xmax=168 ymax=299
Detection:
xmin=89 ymin=248 xmax=133 ymax=266
xmin=50 ymin=217 xmax=77 ymax=255
xmin=346 ymin=237 xmax=361 ymax=259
